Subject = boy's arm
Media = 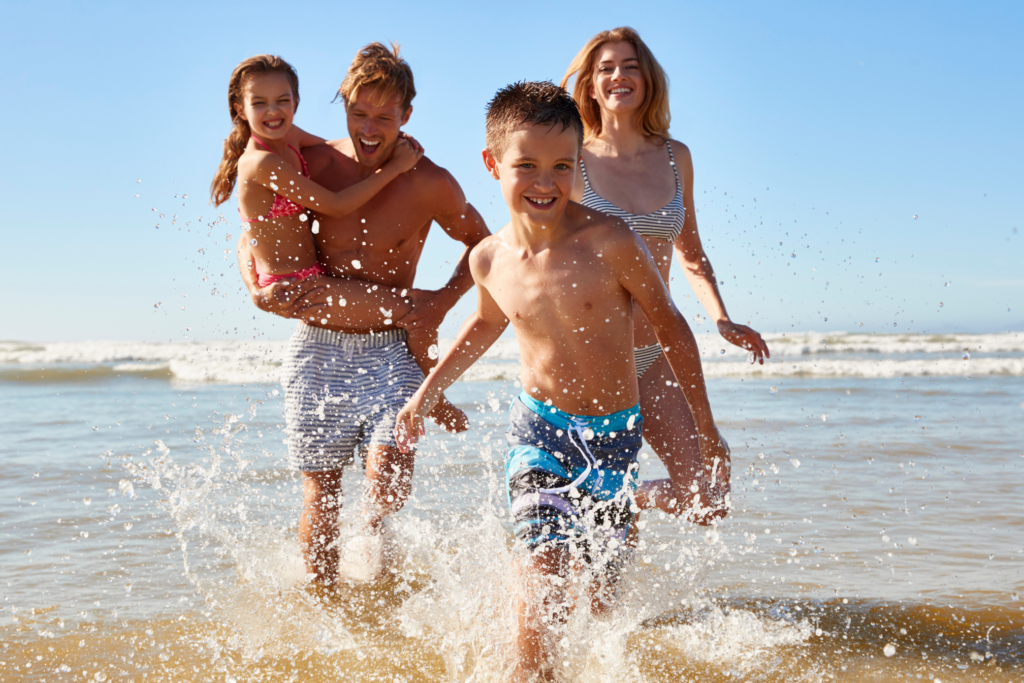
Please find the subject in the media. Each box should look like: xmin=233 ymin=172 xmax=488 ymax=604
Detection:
xmin=607 ymin=227 xmax=727 ymax=464
xmin=395 ymin=277 xmax=508 ymax=451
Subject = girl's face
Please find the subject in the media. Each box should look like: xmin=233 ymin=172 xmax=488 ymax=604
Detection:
xmin=589 ymin=41 xmax=646 ymax=116
xmin=234 ymin=72 xmax=296 ymax=141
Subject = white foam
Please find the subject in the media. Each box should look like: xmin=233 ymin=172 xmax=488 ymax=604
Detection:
xmin=2 ymin=332 xmax=1022 ymax=384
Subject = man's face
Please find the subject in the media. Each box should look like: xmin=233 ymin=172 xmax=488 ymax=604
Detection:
xmin=345 ymin=87 xmax=411 ymax=169
xmin=483 ymin=124 xmax=580 ymax=226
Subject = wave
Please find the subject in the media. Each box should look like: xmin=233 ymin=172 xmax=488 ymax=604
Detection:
xmin=2 ymin=333 xmax=1022 ymax=385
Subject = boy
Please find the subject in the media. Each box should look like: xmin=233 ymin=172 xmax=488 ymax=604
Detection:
xmin=394 ymin=81 xmax=729 ymax=681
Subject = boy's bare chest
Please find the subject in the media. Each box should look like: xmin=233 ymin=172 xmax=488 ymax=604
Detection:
xmin=488 ymin=251 xmax=627 ymax=328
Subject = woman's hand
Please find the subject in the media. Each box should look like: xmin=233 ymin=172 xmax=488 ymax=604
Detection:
xmin=718 ymin=320 xmax=770 ymax=364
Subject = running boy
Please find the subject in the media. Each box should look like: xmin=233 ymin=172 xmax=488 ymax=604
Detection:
xmin=394 ymin=81 xmax=729 ymax=680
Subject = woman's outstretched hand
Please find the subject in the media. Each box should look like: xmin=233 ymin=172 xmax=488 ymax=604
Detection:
xmin=718 ymin=320 xmax=770 ymax=364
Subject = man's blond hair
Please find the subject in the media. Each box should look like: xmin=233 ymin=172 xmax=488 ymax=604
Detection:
xmin=336 ymin=41 xmax=416 ymax=112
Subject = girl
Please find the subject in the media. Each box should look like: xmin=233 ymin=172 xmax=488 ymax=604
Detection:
xmin=211 ymin=54 xmax=464 ymax=430
xmin=562 ymin=28 xmax=770 ymax=522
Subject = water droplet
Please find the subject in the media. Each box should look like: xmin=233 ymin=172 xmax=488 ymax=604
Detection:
xmin=119 ymin=480 xmax=134 ymax=497
xmin=939 ymin=302 xmax=944 ymax=307
xmin=963 ymin=351 xmax=970 ymax=360
xmin=908 ymin=537 xmax=917 ymax=546
xmin=299 ymin=213 xmax=308 ymax=222
xmin=311 ymin=219 xmax=320 ymax=234
xmin=821 ymin=414 xmax=828 ymax=421
xmin=720 ymin=349 xmax=726 ymax=354
xmin=883 ymin=643 xmax=896 ymax=657
xmin=770 ymin=386 xmax=778 ymax=394
xmin=250 ymin=238 xmax=258 ymax=246
xmin=428 ymin=344 xmax=439 ymax=360
xmin=912 ymin=214 xmax=918 ymax=219
xmin=83 ymin=497 xmax=92 ymax=506
xmin=352 ymin=260 xmax=362 ymax=269
xmin=790 ymin=458 xmax=800 ymax=468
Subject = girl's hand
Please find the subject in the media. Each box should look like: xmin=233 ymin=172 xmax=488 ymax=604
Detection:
xmin=387 ymin=138 xmax=424 ymax=175
xmin=717 ymin=320 xmax=770 ymax=364
xmin=397 ymin=131 xmax=424 ymax=154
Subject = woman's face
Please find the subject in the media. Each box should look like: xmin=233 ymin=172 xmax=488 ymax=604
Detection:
xmin=589 ymin=41 xmax=646 ymax=116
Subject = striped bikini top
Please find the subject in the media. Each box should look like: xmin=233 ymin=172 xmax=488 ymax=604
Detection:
xmin=579 ymin=143 xmax=685 ymax=243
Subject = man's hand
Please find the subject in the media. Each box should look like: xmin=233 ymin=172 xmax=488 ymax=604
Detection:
xmin=252 ymin=279 xmax=328 ymax=321
xmin=717 ymin=320 xmax=770 ymax=365
xmin=395 ymin=397 xmax=431 ymax=453
xmin=395 ymin=288 xmax=453 ymax=332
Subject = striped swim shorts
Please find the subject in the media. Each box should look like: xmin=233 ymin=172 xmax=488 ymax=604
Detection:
xmin=281 ymin=323 xmax=425 ymax=472
xmin=504 ymin=393 xmax=643 ymax=565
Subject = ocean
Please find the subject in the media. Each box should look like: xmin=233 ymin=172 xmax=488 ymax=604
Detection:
xmin=2 ymin=330 xmax=1022 ymax=682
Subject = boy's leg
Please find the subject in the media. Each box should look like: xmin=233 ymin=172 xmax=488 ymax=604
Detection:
xmin=299 ymin=469 xmax=344 ymax=584
xmin=513 ymin=546 xmax=569 ymax=683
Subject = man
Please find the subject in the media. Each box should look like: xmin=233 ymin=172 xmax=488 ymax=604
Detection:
xmin=238 ymin=42 xmax=489 ymax=584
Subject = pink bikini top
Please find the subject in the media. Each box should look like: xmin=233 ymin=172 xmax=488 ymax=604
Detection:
xmin=240 ymin=136 xmax=309 ymax=222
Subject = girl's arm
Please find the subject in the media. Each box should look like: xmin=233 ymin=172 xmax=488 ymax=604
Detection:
xmin=289 ymin=125 xmax=326 ymax=149
xmin=671 ymin=141 xmax=769 ymax=363
xmin=241 ymin=139 xmax=423 ymax=218
xmin=395 ymin=282 xmax=509 ymax=451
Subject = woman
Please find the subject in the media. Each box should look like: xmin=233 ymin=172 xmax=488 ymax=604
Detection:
xmin=562 ymin=27 xmax=770 ymax=522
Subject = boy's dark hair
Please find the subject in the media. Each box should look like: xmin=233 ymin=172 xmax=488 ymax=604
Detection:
xmin=485 ymin=81 xmax=583 ymax=160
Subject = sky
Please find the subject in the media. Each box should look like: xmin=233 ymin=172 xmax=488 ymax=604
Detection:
xmin=1 ymin=0 xmax=1021 ymax=342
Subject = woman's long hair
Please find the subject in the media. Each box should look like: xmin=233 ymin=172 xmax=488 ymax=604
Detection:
xmin=210 ymin=55 xmax=300 ymax=206
xmin=560 ymin=27 xmax=670 ymax=141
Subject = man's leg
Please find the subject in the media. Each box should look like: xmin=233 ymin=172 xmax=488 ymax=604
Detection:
xmin=513 ymin=546 xmax=568 ymax=683
xmin=299 ymin=469 xmax=344 ymax=584
xmin=362 ymin=444 xmax=415 ymax=534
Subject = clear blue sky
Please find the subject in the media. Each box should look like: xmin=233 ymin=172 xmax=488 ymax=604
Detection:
xmin=2 ymin=1 xmax=1021 ymax=342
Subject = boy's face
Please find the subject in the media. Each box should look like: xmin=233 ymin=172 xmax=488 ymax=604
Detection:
xmin=345 ymin=86 xmax=412 ymax=170
xmin=482 ymin=124 xmax=580 ymax=226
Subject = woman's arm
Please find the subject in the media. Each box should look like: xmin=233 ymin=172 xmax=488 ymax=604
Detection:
xmin=672 ymin=141 xmax=769 ymax=363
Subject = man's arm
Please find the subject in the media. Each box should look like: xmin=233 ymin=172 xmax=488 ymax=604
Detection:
xmin=395 ymin=253 xmax=508 ymax=451
xmin=396 ymin=168 xmax=491 ymax=332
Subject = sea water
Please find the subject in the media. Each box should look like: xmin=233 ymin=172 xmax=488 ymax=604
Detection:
xmin=1 ymin=332 xmax=1022 ymax=682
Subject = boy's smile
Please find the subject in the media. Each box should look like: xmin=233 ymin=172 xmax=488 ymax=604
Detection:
xmin=483 ymin=124 xmax=580 ymax=229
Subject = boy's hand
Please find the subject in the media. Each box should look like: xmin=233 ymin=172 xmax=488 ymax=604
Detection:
xmin=395 ymin=398 xmax=429 ymax=453
xmin=387 ymin=139 xmax=424 ymax=175
xmin=686 ymin=429 xmax=732 ymax=525
xmin=717 ymin=320 xmax=770 ymax=365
